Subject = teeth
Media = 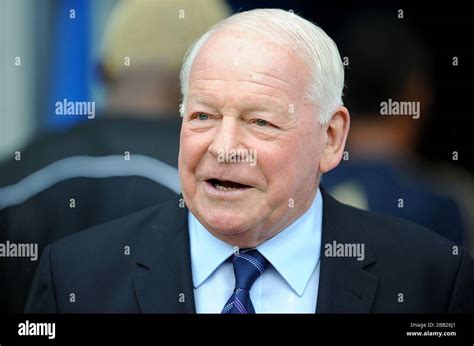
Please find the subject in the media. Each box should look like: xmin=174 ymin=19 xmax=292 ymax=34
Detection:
xmin=214 ymin=183 xmax=239 ymax=191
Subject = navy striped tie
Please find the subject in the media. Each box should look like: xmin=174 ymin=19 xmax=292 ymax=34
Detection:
xmin=221 ymin=249 xmax=270 ymax=314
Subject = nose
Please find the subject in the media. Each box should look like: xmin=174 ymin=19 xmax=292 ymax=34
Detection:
xmin=208 ymin=117 xmax=246 ymax=162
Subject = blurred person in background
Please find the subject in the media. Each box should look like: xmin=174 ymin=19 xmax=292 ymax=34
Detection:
xmin=322 ymin=11 xmax=468 ymax=247
xmin=0 ymin=0 xmax=230 ymax=312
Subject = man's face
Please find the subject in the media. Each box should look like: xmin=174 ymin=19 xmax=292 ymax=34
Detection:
xmin=179 ymin=30 xmax=327 ymax=247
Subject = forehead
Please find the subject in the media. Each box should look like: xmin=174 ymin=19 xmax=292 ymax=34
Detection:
xmin=188 ymin=29 xmax=310 ymax=102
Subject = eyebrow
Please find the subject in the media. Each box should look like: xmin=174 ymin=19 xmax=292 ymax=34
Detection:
xmin=187 ymin=95 xmax=218 ymax=108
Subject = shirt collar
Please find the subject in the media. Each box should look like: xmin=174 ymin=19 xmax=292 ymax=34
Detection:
xmin=188 ymin=188 xmax=323 ymax=296
xmin=188 ymin=211 xmax=234 ymax=289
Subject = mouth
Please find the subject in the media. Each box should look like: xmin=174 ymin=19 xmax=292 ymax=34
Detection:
xmin=205 ymin=178 xmax=252 ymax=192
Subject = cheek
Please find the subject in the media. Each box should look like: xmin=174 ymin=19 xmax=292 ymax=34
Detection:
xmin=299 ymin=114 xmax=324 ymax=164
xmin=179 ymin=128 xmax=210 ymax=172
xmin=258 ymin=126 xmax=322 ymax=193
xmin=256 ymin=143 xmax=299 ymax=199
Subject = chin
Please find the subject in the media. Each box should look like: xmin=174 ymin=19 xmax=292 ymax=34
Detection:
xmin=198 ymin=206 xmax=260 ymax=237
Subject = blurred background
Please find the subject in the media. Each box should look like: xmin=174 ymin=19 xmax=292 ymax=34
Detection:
xmin=1 ymin=0 xmax=473 ymax=312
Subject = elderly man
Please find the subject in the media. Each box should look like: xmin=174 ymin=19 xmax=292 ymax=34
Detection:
xmin=26 ymin=9 xmax=474 ymax=313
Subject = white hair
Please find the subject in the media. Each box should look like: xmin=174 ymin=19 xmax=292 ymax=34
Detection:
xmin=179 ymin=8 xmax=344 ymax=124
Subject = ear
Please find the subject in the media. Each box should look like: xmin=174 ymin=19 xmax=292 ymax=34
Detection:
xmin=319 ymin=106 xmax=350 ymax=173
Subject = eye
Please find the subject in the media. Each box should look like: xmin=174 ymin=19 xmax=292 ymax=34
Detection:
xmin=197 ymin=113 xmax=209 ymax=121
xmin=254 ymin=119 xmax=269 ymax=127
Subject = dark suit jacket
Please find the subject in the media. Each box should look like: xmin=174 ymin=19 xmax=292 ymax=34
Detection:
xmin=25 ymin=189 xmax=474 ymax=313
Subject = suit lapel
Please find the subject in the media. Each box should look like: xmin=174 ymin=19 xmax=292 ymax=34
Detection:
xmin=132 ymin=195 xmax=196 ymax=313
xmin=316 ymin=187 xmax=378 ymax=313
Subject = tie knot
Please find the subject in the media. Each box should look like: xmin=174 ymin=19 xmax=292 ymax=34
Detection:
xmin=232 ymin=250 xmax=269 ymax=291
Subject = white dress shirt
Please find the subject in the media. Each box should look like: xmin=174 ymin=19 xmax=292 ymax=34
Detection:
xmin=188 ymin=188 xmax=323 ymax=313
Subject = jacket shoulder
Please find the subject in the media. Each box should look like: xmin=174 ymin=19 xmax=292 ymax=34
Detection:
xmin=47 ymin=195 xmax=182 ymax=269
xmin=325 ymin=194 xmax=474 ymax=311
